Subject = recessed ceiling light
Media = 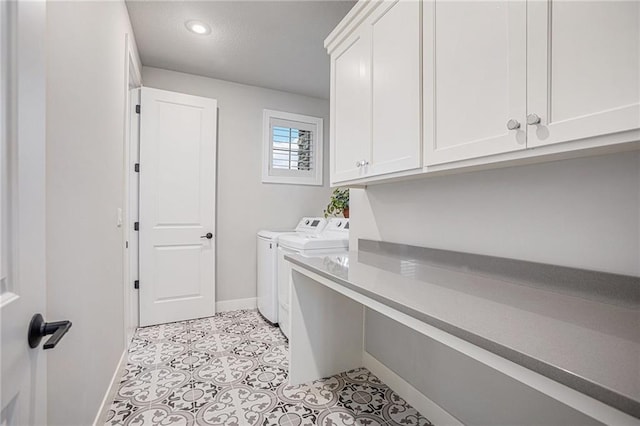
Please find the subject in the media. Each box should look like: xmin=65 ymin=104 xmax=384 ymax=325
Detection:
xmin=185 ymin=20 xmax=211 ymax=35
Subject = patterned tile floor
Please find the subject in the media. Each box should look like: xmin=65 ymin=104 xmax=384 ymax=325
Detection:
xmin=105 ymin=309 xmax=433 ymax=426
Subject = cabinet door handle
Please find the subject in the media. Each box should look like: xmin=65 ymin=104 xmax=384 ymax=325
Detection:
xmin=527 ymin=113 xmax=541 ymax=125
xmin=506 ymin=119 xmax=521 ymax=130
xmin=355 ymin=160 xmax=362 ymax=168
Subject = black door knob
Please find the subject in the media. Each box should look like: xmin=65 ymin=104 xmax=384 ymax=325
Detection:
xmin=200 ymin=232 xmax=213 ymax=239
xmin=28 ymin=313 xmax=72 ymax=350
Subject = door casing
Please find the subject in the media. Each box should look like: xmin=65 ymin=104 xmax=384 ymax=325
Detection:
xmin=122 ymin=35 xmax=142 ymax=345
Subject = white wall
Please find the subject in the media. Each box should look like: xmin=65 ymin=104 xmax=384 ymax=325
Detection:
xmin=351 ymin=151 xmax=640 ymax=276
xmin=142 ymin=67 xmax=332 ymax=303
xmin=354 ymin=151 xmax=639 ymax=423
xmin=46 ymin=2 xmax=139 ymax=424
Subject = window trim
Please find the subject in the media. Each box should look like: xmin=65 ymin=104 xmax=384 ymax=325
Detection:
xmin=262 ymin=109 xmax=323 ymax=186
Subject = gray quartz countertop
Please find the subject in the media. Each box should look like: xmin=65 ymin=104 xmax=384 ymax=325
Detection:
xmin=285 ymin=240 xmax=640 ymax=419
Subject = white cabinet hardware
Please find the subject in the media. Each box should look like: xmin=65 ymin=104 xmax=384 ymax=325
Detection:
xmin=526 ymin=114 xmax=541 ymax=126
xmin=507 ymin=120 xmax=521 ymax=131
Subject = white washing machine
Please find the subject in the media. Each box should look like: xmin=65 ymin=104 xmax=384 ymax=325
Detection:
xmin=277 ymin=217 xmax=349 ymax=338
xmin=257 ymin=217 xmax=327 ymax=324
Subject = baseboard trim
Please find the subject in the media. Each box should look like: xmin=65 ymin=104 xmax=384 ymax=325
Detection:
xmin=92 ymin=348 xmax=128 ymax=426
xmin=363 ymin=351 xmax=463 ymax=426
xmin=215 ymin=297 xmax=257 ymax=312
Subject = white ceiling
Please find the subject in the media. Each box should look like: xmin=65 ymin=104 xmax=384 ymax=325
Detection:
xmin=125 ymin=0 xmax=356 ymax=99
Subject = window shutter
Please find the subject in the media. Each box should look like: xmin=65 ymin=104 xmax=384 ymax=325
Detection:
xmin=271 ymin=125 xmax=313 ymax=172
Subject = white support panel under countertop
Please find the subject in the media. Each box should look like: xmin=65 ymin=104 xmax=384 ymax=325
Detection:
xmin=289 ymin=269 xmax=364 ymax=385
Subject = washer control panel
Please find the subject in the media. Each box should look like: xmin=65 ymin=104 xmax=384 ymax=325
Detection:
xmin=324 ymin=218 xmax=350 ymax=233
xmin=295 ymin=217 xmax=327 ymax=234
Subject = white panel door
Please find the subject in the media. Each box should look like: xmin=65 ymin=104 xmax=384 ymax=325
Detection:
xmin=527 ymin=0 xmax=640 ymax=148
xmin=370 ymin=0 xmax=422 ymax=176
xmin=331 ymin=27 xmax=372 ymax=183
xmin=424 ymin=0 xmax=527 ymax=165
xmin=139 ymin=87 xmax=217 ymax=327
xmin=1 ymin=1 xmax=48 ymax=425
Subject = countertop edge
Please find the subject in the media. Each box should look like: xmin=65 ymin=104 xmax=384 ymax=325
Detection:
xmin=285 ymin=254 xmax=640 ymax=420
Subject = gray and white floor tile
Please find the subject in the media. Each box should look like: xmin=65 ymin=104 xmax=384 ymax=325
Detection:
xmin=104 ymin=309 xmax=433 ymax=426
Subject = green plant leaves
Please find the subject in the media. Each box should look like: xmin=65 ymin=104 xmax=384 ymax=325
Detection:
xmin=324 ymin=187 xmax=349 ymax=218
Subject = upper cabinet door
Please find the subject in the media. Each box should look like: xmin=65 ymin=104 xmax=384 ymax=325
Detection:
xmin=331 ymin=28 xmax=372 ymax=184
xmin=369 ymin=0 xmax=422 ymax=176
xmin=527 ymin=1 xmax=640 ymax=148
xmin=424 ymin=1 xmax=527 ymax=166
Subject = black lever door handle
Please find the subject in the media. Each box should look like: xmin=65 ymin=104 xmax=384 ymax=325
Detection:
xmin=200 ymin=232 xmax=213 ymax=239
xmin=28 ymin=313 xmax=72 ymax=350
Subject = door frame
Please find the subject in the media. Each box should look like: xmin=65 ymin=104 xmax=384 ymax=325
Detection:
xmin=122 ymin=34 xmax=142 ymax=345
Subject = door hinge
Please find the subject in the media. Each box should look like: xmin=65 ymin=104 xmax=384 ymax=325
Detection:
xmin=135 ymin=105 xmax=140 ymax=114
xmin=134 ymin=222 xmax=139 ymax=231
xmin=134 ymin=163 xmax=140 ymax=173
xmin=134 ymin=280 xmax=139 ymax=289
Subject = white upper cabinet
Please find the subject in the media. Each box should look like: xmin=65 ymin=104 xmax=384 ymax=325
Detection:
xmin=527 ymin=0 xmax=640 ymax=148
xmin=423 ymin=1 xmax=527 ymax=165
xmin=327 ymin=0 xmax=422 ymax=185
xmin=326 ymin=0 xmax=640 ymax=184
xmin=370 ymin=0 xmax=422 ymax=176
xmin=331 ymin=27 xmax=371 ymax=183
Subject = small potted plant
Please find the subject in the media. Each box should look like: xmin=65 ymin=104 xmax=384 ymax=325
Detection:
xmin=324 ymin=187 xmax=349 ymax=218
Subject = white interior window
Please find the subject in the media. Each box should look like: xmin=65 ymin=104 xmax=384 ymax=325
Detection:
xmin=262 ymin=109 xmax=323 ymax=186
